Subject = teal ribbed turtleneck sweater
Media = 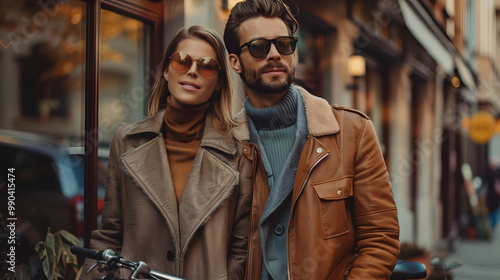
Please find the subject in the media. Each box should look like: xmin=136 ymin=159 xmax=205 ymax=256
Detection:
xmin=244 ymin=88 xmax=298 ymax=187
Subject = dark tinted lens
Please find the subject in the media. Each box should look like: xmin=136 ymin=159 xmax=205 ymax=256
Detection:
xmin=276 ymin=37 xmax=296 ymax=55
xmin=249 ymin=39 xmax=270 ymax=58
xmin=197 ymin=57 xmax=220 ymax=77
xmin=170 ymin=52 xmax=192 ymax=73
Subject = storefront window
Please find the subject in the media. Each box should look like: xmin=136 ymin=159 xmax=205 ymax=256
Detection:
xmin=294 ymin=25 xmax=321 ymax=96
xmin=368 ymin=69 xmax=384 ymax=141
xmin=0 ymin=0 xmax=86 ymax=141
xmin=296 ymin=26 xmax=316 ymax=68
xmin=0 ymin=0 xmax=161 ymax=256
xmin=99 ymin=10 xmax=148 ymax=145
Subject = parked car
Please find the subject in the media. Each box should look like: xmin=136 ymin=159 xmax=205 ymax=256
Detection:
xmin=0 ymin=129 xmax=107 ymax=249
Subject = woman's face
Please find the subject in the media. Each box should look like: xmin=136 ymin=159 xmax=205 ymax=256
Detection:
xmin=164 ymin=38 xmax=221 ymax=106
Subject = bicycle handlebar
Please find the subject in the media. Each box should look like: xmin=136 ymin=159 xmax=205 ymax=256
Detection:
xmin=70 ymin=246 xmax=116 ymax=262
xmin=71 ymin=246 xmax=184 ymax=280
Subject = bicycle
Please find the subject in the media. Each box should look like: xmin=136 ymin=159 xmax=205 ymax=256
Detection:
xmin=71 ymin=246 xmax=427 ymax=280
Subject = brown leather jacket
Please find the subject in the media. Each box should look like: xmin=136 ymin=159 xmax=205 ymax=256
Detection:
xmin=81 ymin=110 xmax=252 ymax=280
xmin=233 ymin=87 xmax=400 ymax=280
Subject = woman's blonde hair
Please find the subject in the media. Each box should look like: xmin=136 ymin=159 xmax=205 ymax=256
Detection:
xmin=148 ymin=25 xmax=234 ymax=131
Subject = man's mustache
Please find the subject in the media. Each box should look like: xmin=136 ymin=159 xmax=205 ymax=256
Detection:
xmin=260 ymin=62 xmax=288 ymax=74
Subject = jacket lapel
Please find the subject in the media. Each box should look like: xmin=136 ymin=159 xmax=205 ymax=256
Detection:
xmin=291 ymin=135 xmax=340 ymax=201
xmin=120 ymin=109 xmax=181 ymax=245
xmin=178 ymin=148 xmax=238 ymax=252
xmin=178 ymin=115 xmax=239 ymax=252
xmin=121 ymin=134 xmax=180 ymax=244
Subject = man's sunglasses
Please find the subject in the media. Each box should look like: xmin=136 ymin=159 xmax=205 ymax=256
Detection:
xmin=239 ymin=36 xmax=298 ymax=58
xmin=169 ymin=51 xmax=221 ymax=78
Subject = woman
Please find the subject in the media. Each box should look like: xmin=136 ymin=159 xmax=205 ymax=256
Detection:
xmin=82 ymin=26 xmax=252 ymax=280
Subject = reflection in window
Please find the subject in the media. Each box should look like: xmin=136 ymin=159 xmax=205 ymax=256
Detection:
xmin=296 ymin=26 xmax=316 ymax=68
xmin=0 ymin=0 xmax=86 ymax=140
xmin=99 ymin=10 xmax=148 ymax=145
xmin=368 ymin=69 xmax=384 ymax=142
xmin=294 ymin=25 xmax=321 ymax=96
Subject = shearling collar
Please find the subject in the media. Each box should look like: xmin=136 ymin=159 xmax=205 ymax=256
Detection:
xmin=233 ymin=85 xmax=340 ymax=141
xmin=125 ymin=108 xmax=237 ymax=156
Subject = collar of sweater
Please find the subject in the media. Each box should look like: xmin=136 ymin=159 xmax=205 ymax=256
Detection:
xmin=244 ymin=86 xmax=298 ymax=131
xmin=163 ymin=95 xmax=209 ymax=142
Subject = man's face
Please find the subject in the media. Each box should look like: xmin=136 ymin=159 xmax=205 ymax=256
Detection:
xmin=230 ymin=16 xmax=296 ymax=99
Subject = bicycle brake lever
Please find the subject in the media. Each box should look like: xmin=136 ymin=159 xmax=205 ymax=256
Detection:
xmin=131 ymin=261 xmax=151 ymax=280
xmin=86 ymin=260 xmax=109 ymax=275
xmin=87 ymin=260 xmax=100 ymax=274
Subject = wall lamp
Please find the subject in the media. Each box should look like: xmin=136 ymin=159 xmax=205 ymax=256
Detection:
xmin=451 ymin=76 xmax=461 ymax=88
xmin=346 ymin=55 xmax=366 ymax=90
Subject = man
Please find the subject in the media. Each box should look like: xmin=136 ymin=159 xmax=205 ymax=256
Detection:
xmin=224 ymin=0 xmax=400 ymax=279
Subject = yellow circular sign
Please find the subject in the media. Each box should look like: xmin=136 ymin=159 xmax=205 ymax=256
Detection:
xmin=469 ymin=111 xmax=496 ymax=144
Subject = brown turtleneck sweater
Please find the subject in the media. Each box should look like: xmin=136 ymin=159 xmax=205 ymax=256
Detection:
xmin=163 ymin=95 xmax=210 ymax=204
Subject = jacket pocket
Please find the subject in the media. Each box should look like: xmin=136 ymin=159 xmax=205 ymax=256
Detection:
xmin=313 ymin=176 xmax=353 ymax=239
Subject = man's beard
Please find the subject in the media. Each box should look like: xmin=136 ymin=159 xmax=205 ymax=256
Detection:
xmin=240 ymin=61 xmax=294 ymax=95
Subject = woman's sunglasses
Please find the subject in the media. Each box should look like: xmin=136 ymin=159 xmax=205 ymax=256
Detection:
xmin=169 ymin=51 xmax=221 ymax=78
xmin=239 ymin=36 xmax=298 ymax=58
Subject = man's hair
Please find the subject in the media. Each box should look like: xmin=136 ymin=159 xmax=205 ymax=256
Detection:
xmin=223 ymin=0 xmax=299 ymax=55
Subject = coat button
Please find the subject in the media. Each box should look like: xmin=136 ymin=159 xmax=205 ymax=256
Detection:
xmin=316 ymin=148 xmax=323 ymax=153
xmin=337 ymin=190 xmax=343 ymax=196
xmin=167 ymin=250 xmax=175 ymax=261
xmin=274 ymin=224 xmax=285 ymax=236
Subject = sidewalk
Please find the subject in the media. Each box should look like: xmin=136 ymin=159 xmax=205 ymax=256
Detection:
xmin=444 ymin=227 xmax=500 ymax=280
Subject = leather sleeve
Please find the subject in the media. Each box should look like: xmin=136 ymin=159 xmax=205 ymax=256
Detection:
xmin=227 ymin=152 xmax=253 ymax=280
xmin=348 ymin=119 xmax=400 ymax=279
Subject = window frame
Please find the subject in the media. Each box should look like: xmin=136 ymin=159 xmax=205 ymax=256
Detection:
xmin=82 ymin=0 xmax=164 ymax=247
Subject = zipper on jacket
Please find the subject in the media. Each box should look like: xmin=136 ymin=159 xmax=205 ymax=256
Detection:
xmin=286 ymin=152 xmax=328 ymax=279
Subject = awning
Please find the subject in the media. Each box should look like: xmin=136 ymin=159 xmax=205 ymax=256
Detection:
xmin=399 ymin=0 xmax=477 ymax=92
xmin=399 ymin=0 xmax=454 ymax=75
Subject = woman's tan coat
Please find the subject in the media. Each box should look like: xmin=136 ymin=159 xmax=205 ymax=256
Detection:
xmin=81 ymin=110 xmax=252 ymax=280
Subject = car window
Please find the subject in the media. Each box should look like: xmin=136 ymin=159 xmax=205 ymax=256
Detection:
xmin=68 ymin=154 xmax=107 ymax=199
xmin=0 ymin=145 xmax=60 ymax=193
